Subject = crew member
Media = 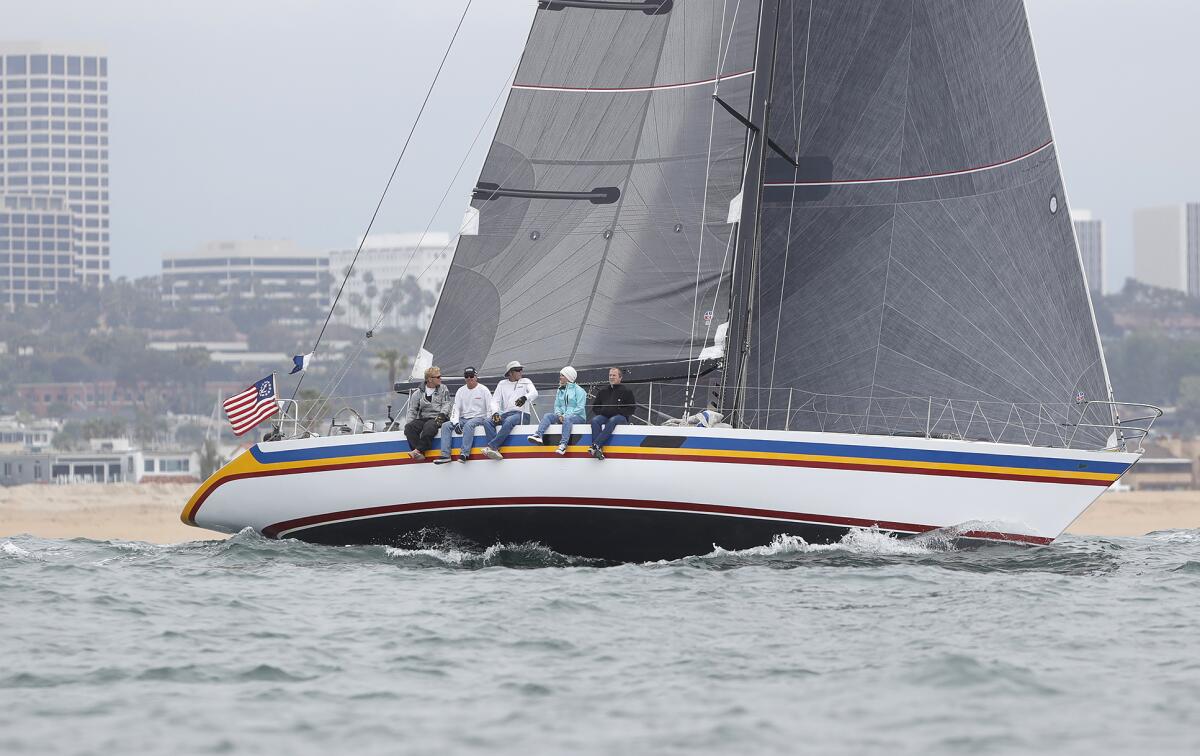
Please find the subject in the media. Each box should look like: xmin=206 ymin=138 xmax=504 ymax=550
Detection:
xmin=589 ymin=367 xmax=635 ymax=460
xmin=483 ymin=360 xmax=538 ymax=460
xmin=527 ymin=366 xmax=586 ymax=456
xmin=404 ymin=366 xmax=451 ymax=460
xmin=434 ymin=366 xmax=495 ymax=465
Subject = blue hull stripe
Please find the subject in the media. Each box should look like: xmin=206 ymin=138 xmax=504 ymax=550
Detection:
xmin=249 ymin=430 xmax=1129 ymax=475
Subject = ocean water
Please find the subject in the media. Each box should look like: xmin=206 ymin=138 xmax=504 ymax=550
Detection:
xmin=2 ymin=529 xmax=1199 ymax=755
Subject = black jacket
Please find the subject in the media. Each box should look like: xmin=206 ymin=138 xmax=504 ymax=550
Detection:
xmin=592 ymin=383 xmax=636 ymax=418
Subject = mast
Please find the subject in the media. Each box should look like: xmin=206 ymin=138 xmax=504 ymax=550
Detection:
xmin=720 ymin=0 xmax=781 ymax=427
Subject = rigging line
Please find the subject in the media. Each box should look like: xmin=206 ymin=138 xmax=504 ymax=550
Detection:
xmin=290 ymin=0 xmax=475 ymax=405
xmin=714 ymin=0 xmax=745 ymax=96
xmin=765 ymin=0 xmax=813 ymax=420
xmin=683 ymin=0 xmax=730 ymax=411
xmin=365 ymin=56 xmax=522 ymax=338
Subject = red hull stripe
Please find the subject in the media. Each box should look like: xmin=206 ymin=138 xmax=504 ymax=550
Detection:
xmin=261 ymin=495 xmax=1052 ymax=546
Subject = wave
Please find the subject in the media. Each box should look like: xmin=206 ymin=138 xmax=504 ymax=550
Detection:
xmin=385 ymin=541 xmax=601 ymax=569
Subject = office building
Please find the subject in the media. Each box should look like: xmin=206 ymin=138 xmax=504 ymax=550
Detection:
xmin=0 ymin=43 xmax=110 ymax=293
xmin=1134 ymin=203 xmax=1200 ymax=295
xmin=0 ymin=194 xmax=76 ymax=309
xmin=328 ymin=232 xmax=452 ymax=331
xmin=162 ymin=239 xmax=329 ymax=319
xmin=1071 ymin=210 xmax=1105 ymax=295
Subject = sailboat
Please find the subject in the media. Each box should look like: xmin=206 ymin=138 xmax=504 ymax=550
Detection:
xmin=182 ymin=0 xmax=1158 ymax=561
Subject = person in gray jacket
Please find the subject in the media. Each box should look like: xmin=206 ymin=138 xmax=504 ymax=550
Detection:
xmin=404 ymin=366 xmax=452 ymax=460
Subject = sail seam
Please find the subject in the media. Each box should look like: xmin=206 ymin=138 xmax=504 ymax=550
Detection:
xmin=567 ymin=6 xmax=675 ymax=363
xmin=765 ymin=138 xmax=1053 ymax=187
xmin=865 ymin=15 xmax=913 ymax=432
xmin=513 ymin=68 xmax=753 ymax=93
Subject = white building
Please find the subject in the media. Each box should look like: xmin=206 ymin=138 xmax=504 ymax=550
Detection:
xmin=1071 ymin=210 xmax=1105 ymax=295
xmin=328 ymin=232 xmax=452 ymax=331
xmin=1134 ymin=203 xmax=1200 ymax=295
xmin=162 ymin=239 xmax=329 ymax=319
xmin=0 ymin=43 xmax=111 ymax=290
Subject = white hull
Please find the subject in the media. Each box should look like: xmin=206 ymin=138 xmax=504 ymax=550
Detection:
xmin=183 ymin=424 xmax=1135 ymax=560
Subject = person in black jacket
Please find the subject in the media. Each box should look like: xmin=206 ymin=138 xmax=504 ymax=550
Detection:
xmin=588 ymin=367 xmax=636 ymax=460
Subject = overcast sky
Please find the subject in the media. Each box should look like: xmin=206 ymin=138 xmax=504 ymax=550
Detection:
xmin=7 ymin=0 xmax=1199 ymax=291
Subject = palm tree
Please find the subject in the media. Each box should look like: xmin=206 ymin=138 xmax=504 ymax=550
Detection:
xmin=375 ymin=349 xmax=406 ymax=389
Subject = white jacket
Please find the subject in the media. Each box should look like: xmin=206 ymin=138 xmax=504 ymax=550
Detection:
xmin=451 ymin=384 xmax=492 ymax=423
xmin=491 ymin=377 xmax=538 ymax=415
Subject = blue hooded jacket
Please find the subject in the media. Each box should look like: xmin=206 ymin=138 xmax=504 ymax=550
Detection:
xmin=553 ymin=382 xmax=587 ymax=418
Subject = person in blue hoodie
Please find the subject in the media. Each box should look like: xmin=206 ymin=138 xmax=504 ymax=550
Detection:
xmin=527 ymin=366 xmax=587 ymax=456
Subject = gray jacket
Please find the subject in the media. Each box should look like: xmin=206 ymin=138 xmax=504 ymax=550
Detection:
xmin=406 ymin=384 xmax=452 ymax=424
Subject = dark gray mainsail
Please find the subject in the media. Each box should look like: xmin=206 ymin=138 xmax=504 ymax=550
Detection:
xmin=731 ymin=1 xmax=1115 ymax=447
xmin=418 ymin=0 xmax=761 ymax=378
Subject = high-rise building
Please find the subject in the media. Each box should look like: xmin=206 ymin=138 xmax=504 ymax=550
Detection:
xmin=328 ymin=233 xmax=452 ymax=331
xmin=0 ymin=43 xmax=110 ymax=293
xmin=162 ymin=240 xmax=329 ymax=320
xmin=1134 ymin=204 xmax=1200 ymax=295
xmin=1071 ymin=210 xmax=1104 ymax=295
xmin=0 ymin=195 xmax=76 ymax=309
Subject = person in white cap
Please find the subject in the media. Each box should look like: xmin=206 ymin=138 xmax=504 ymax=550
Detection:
xmin=527 ymin=366 xmax=586 ymax=455
xmin=483 ymin=360 xmax=538 ymax=460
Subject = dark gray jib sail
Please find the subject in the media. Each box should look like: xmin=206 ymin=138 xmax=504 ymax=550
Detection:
xmin=418 ymin=0 xmax=760 ymax=379
xmin=729 ymin=1 xmax=1115 ymax=448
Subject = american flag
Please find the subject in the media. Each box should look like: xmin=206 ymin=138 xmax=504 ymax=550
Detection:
xmin=223 ymin=374 xmax=280 ymax=436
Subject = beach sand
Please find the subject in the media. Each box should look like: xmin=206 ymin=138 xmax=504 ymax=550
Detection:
xmin=0 ymin=483 xmax=224 ymax=543
xmin=1 ymin=483 xmax=1198 ymax=544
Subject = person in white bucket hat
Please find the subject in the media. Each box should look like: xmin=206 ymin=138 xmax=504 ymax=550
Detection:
xmin=483 ymin=359 xmax=538 ymax=460
xmin=527 ymin=366 xmax=587 ymax=456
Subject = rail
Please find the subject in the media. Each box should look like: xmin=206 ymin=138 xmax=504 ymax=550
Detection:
xmin=267 ymin=384 xmax=1160 ymax=454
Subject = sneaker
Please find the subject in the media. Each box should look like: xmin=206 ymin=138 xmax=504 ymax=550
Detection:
xmin=594 ymin=447 xmax=605 ymax=461
xmin=587 ymin=445 xmax=598 ymax=459
xmin=457 ymin=451 xmax=469 ymax=464
xmin=483 ymin=447 xmax=504 ymax=461
xmin=555 ymin=444 xmax=568 ymax=456
xmin=408 ymin=450 xmax=424 ymax=460
xmin=527 ymin=434 xmax=544 ymax=445
xmin=433 ymin=455 xmax=452 ymax=465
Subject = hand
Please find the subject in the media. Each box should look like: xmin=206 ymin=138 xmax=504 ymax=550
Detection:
xmin=453 ymin=423 xmax=463 ymax=433
xmin=436 ymin=413 xmax=449 ymax=425
xmin=492 ymin=413 xmax=501 ymax=425
xmin=515 ymin=396 xmax=526 ymax=407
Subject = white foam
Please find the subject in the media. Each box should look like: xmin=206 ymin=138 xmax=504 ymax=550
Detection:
xmin=385 ymin=545 xmax=476 ymax=565
xmin=1 ymin=541 xmax=39 ymax=560
xmin=701 ymin=527 xmax=951 ymax=559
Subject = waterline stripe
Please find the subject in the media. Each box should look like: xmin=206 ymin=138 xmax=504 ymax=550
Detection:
xmin=262 ymin=496 xmax=1052 ymax=546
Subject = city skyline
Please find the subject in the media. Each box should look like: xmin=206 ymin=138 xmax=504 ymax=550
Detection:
xmin=2 ymin=1 xmax=1199 ymax=292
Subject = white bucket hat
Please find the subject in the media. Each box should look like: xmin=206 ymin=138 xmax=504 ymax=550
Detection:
xmin=505 ymin=360 xmax=524 ymax=375
xmin=560 ymin=366 xmax=578 ymax=383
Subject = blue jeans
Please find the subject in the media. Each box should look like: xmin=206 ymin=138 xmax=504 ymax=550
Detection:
xmin=590 ymin=414 xmax=627 ymax=448
xmin=535 ymin=412 xmax=585 ymax=441
xmin=438 ymin=416 xmax=496 ymax=457
xmin=487 ymin=410 xmax=530 ymax=450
